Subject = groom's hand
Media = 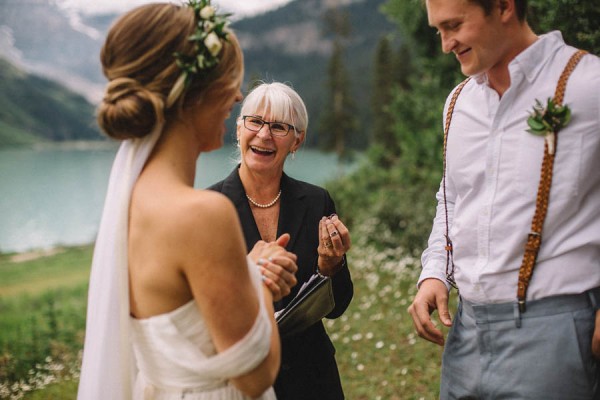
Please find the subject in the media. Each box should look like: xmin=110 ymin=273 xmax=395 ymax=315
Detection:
xmin=408 ymin=278 xmax=452 ymax=346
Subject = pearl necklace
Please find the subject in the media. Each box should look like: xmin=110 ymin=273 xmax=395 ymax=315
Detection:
xmin=246 ymin=190 xmax=282 ymax=208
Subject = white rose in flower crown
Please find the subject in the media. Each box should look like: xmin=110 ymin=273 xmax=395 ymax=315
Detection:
xmin=203 ymin=21 xmax=215 ymax=32
xmin=204 ymin=32 xmax=222 ymax=56
xmin=199 ymin=5 xmax=215 ymax=19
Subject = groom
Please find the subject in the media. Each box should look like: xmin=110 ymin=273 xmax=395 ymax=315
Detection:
xmin=408 ymin=0 xmax=600 ymax=398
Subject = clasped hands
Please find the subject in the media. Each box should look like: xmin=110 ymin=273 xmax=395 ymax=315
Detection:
xmin=249 ymin=233 xmax=298 ymax=302
xmin=249 ymin=214 xmax=350 ymax=301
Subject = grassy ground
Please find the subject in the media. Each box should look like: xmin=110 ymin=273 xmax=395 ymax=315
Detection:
xmin=0 ymin=246 xmax=91 ymax=399
xmin=1 ymin=242 xmax=455 ymax=399
xmin=325 ymin=238 xmax=451 ymax=399
xmin=0 ymin=246 xmax=92 ymax=296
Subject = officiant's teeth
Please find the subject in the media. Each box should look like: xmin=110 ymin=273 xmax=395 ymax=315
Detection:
xmin=251 ymin=146 xmax=275 ymax=155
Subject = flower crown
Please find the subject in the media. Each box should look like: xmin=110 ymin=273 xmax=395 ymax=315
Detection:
xmin=166 ymin=0 xmax=231 ymax=107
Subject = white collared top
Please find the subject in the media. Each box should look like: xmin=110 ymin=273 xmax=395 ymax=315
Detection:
xmin=419 ymin=31 xmax=600 ymax=304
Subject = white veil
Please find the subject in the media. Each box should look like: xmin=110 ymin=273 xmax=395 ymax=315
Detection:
xmin=77 ymin=126 xmax=162 ymax=400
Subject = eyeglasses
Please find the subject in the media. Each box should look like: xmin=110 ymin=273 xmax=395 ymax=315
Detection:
xmin=242 ymin=116 xmax=296 ymax=137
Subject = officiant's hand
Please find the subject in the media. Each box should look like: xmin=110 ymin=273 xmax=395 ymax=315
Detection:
xmin=250 ymin=233 xmax=298 ymax=302
xmin=317 ymin=214 xmax=351 ymax=276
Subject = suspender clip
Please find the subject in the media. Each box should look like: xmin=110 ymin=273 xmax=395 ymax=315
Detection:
xmin=518 ymin=299 xmax=526 ymax=313
xmin=514 ymin=301 xmax=524 ymax=328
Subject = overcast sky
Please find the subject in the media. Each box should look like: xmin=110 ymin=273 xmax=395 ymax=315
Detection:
xmin=56 ymin=0 xmax=294 ymax=18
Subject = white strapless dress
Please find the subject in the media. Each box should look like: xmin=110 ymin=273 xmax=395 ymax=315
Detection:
xmin=130 ymin=264 xmax=276 ymax=400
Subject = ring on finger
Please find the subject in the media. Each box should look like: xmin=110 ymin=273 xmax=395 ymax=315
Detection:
xmin=330 ymin=230 xmax=339 ymax=237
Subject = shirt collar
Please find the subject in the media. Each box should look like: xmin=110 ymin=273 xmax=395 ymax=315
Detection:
xmin=510 ymin=31 xmax=565 ymax=83
xmin=473 ymin=31 xmax=566 ymax=86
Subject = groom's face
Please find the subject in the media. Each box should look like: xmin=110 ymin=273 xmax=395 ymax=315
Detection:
xmin=426 ymin=0 xmax=507 ymax=77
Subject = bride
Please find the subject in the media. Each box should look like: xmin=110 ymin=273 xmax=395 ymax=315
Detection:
xmin=77 ymin=1 xmax=298 ymax=399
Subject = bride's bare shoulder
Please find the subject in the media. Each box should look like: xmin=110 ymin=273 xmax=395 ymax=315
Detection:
xmin=180 ymin=188 xmax=236 ymax=220
xmin=169 ymin=188 xmax=241 ymax=239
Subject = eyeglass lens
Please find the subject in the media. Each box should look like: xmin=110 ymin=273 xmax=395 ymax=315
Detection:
xmin=244 ymin=117 xmax=291 ymax=136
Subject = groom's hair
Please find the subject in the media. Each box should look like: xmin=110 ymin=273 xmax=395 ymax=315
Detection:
xmin=421 ymin=0 xmax=527 ymax=22
xmin=469 ymin=0 xmax=528 ymax=22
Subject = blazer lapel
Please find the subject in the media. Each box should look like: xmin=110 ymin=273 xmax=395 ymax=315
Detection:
xmin=220 ymin=169 xmax=307 ymax=252
xmin=277 ymin=173 xmax=307 ymax=251
xmin=219 ymin=167 xmax=262 ymax=251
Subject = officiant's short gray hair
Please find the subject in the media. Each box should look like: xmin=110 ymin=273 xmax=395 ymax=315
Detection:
xmin=238 ymin=82 xmax=308 ymax=135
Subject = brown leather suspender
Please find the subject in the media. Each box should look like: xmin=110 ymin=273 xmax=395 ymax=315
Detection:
xmin=516 ymin=49 xmax=587 ymax=312
xmin=442 ymin=77 xmax=471 ymax=288
xmin=442 ymin=50 xmax=587 ymax=306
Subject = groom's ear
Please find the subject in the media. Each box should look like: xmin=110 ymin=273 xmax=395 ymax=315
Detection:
xmin=498 ymin=0 xmax=516 ymax=22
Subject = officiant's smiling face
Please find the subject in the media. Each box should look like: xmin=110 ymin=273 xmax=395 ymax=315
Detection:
xmin=237 ymin=112 xmax=303 ymax=175
xmin=236 ymin=83 xmax=307 ymax=177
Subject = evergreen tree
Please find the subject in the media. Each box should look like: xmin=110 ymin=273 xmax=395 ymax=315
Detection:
xmin=371 ymin=36 xmax=415 ymax=166
xmin=319 ymin=7 xmax=359 ymax=158
xmin=529 ymin=0 xmax=600 ymax=55
xmin=371 ymin=35 xmax=398 ymax=165
xmin=394 ymin=41 xmax=413 ymax=91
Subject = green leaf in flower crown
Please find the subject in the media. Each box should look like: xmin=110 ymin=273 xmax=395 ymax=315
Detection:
xmin=172 ymin=0 xmax=230 ymax=84
xmin=188 ymin=32 xmax=206 ymax=41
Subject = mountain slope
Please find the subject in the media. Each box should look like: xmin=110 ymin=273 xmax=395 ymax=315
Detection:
xmin=0 ymin=0 xmax=399 ymax=147
xmin=233 ymin=0 xmax=398 ymax=147
xmin=0 ymin=58 xmax=102 ymax=146
xmin=0 ymin=0 xmax=106 ymax=101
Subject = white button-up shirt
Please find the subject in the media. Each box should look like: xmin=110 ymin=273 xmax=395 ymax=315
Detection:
xmin=419 ymin=32 xmax=600 ymax=304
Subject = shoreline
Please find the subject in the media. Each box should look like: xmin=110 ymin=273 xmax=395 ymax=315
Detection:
xmin=32 ymin=139 xmax=118 ymax=151
xmin=9 ymin=248 xmax=66 ymax=263
xmin=0 ymin=139 xmax=119 ymax=152
xmin=1 ymin=243 xmax=95 ymax=264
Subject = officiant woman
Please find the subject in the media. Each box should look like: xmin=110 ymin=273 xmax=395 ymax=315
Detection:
xmin=209 ymin=81 xmax=354 ymax=400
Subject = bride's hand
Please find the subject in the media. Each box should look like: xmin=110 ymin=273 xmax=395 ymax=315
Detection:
xmin=250 ymin=234 xmax=298 ymax=301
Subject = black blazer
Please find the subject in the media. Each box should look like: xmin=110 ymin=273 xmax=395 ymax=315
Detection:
xmin=209 ymin=167 xmax=353 ymax=400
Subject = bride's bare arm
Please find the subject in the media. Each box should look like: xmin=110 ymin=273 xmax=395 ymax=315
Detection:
xmin=178 ymin=191 xmax=282 ymax=397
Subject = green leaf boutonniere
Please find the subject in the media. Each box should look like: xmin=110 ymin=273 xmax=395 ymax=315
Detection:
xmin=526 ymin=98 xmax=572 ymax=155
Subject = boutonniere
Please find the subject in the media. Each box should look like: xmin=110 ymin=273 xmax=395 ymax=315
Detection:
xmin=526 ymin=98 xmax=571 ymax=155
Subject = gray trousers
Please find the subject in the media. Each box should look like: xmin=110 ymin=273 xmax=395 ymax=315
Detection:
xmin=440 ymin=289 xmax=600 ymax=400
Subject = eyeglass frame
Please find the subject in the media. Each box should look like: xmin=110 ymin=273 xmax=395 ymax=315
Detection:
xmin=241 ymin=115 xmax=299 ymax=137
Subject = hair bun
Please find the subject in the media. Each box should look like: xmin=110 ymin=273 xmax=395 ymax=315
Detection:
xmin=98 ymin=77 xmax=165 ymax=140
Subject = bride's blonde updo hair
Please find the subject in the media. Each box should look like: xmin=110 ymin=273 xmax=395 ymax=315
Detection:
xmin=98 ymin=3 xmax=242 ymax=140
